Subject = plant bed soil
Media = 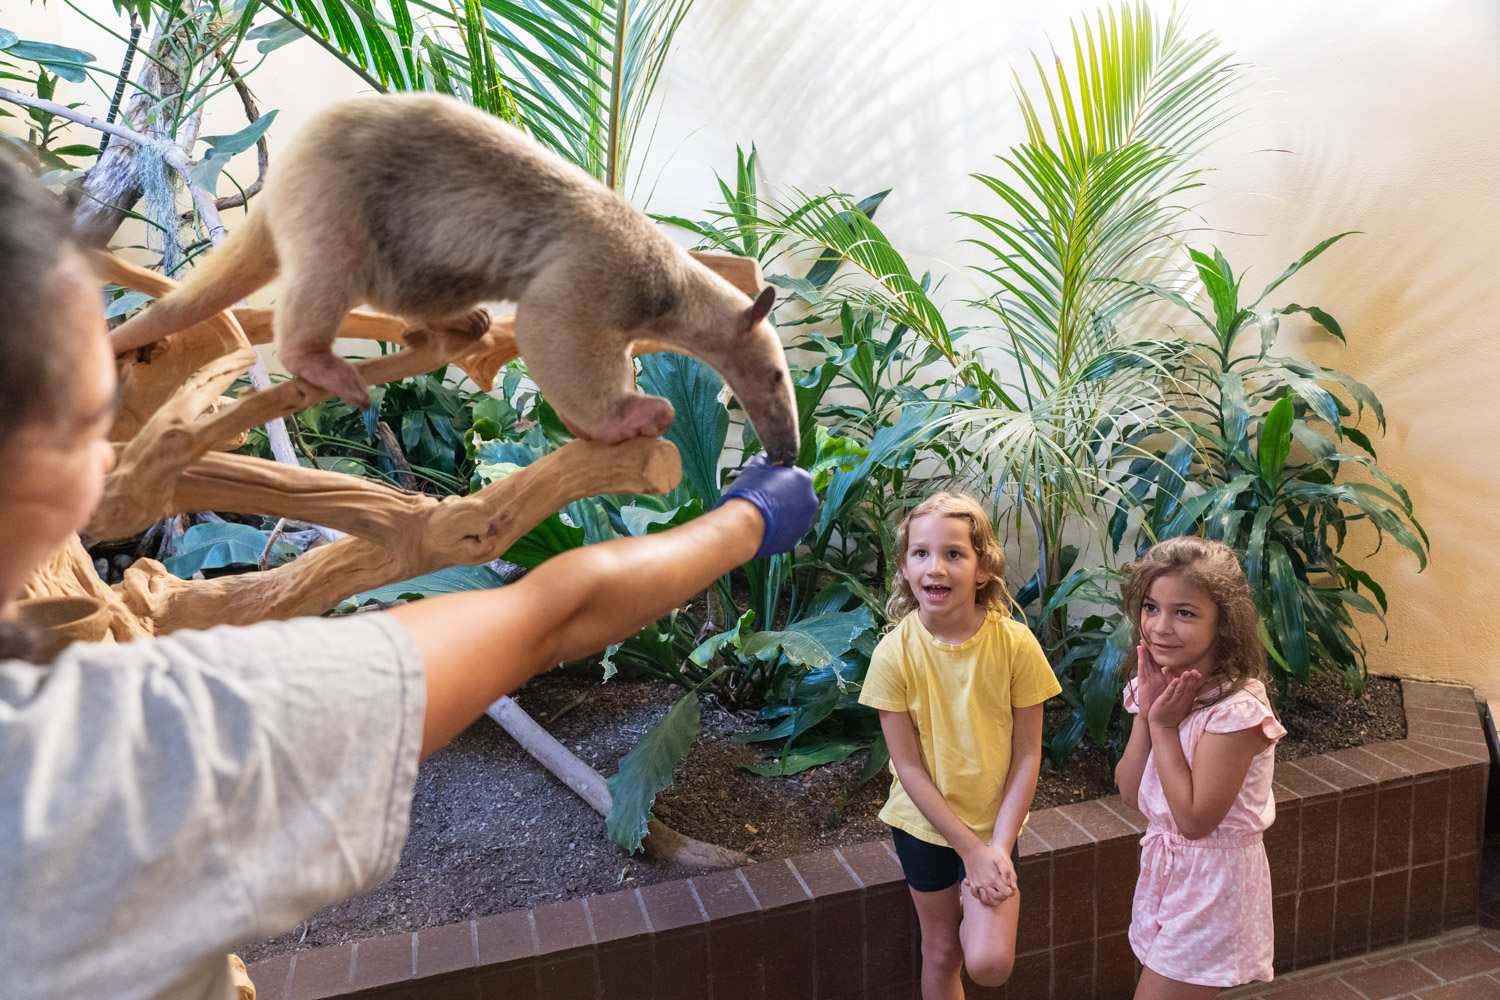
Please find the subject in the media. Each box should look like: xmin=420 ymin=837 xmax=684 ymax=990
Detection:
xmin=236 ymin=668 xmax=1405 ymax=964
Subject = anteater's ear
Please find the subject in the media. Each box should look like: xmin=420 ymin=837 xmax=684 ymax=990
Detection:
xmin=746 ymin=285 xmax=776 ymax=329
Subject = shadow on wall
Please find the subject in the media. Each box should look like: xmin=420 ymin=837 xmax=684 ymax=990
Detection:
xmin=1219 ymin=24 xmax=1500 ymax=692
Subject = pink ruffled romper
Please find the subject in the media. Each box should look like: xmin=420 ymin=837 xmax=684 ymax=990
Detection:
xmin=1123 ymin=677 xmax=1287 ymax=988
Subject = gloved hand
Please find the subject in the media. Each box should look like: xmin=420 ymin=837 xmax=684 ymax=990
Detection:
xmin=715 ymin=454 xmax=818 ymax=559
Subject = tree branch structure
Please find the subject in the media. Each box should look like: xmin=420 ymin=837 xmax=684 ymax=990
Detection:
xmin=20 ymin=249 xmax=761 ymax=873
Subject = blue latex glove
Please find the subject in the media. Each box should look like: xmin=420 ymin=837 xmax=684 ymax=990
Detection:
xmin=716 ymin=454 xmax=818 ymax=559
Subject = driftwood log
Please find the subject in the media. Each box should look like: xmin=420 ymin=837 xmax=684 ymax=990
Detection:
xmin=22 ymin=250 xmax=765 ymax=881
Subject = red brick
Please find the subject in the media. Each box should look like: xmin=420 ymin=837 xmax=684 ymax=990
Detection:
xmin=1333 ymin=878 xmax=1372 ymax=958
xmin=1007 ymin=950 xmax=1049 ymax=998
xmin=1375 ymin=781 xmax=1415 ymax=873
xmin=759 ymin=903 xmax=814 ymax=998
xmin=813 ymin=890 xmax=865 ymax=1000
xmin=1095 ymin=930 xmax=1139 ymax=1000
xmin=351 ymin=932 xmax=413 ymax=991
xmin=1412 ymin=936 xmax=1500 ymax=980
xmin=1098 ymin=795 xmax=1148 ymax=833
xmin=1051 ymin=848 xmax=1097 ymax=945
xmin=1266 ymin=803 xmax=1300 ymax=894
xmin=1061 ymin=799 xmax=1137 ymax=841
xmin=1096 ymin=837 xmax=1140 ymax=935
xmin=532 ymin=897 xmax=592 ymax=954
xmin=1273 ymin=893 xmax=1297 ymax=971
xmin=1415 ymin=978 xmax=1500 ymax=1000
xmin=740 ymin=858 xmax=812 ymax=911
xmin=1015 ymin=857 xmax=1051 ymax=955
xmin=651 ymin=929 xmax=708 ymax=1000
xmin=790 ymin=848 xmax=860 ymax=899
xmin=863 ymin=885 xmax=916 ymax=987
xmin=474 ymin=907 xmax=536 ymax=966
xmin=1025 ymin=807 xmax=1096 ymax=851
xmin=1338 ymin=792 xmax=1377 ymax=880
xmin=1295 ymin=884 xmax=1335 ymax=967
xmin=1301 ymin=799 xmax=1340 ymax=889
xmin=535 ymin=950 xmax=598 ymax=1000
xmin=1053 ymin=939 xmax=1094 ymax=997
xmin=639 ymin=878 xmax=707 ymax=934
xmin=586 ymin=887 xmax=650 ymax=946
xmin=1410 ymin=862 xmax=1447 ymax=939
xmin=244 ymin=954 xmax=292 ymax=1000
xmin=595 ymin=939 xmax=654 ymax=1000
xmin=838 ymin=839 xmax=904 ymax=889
xmin=1445 ymin=853 xmax=1481 ymax=927
xmin=288 ymin=944 xmax=352 ymax=1000
xmin=1413 ymin=778 xmax=1452 ymax=866
xmin=417 ymin=921 xmax=477 ymax=979
xmin=1338 ymin=957 xmax=1441 ymax=998
xmin=1370 ymin=870 xmax=1410 ymax=948
xmin=707 ymin=914 xmax=763 ymax=1000
xmin=476 ymin=960 xmax=537 ymax=1000
xmin=1448 ymin=768 xmax=1486 ymax=856
xmin=1332 ymin=746 xmax=1411 ymax=781
xmin=1296 ymin=755 xmax=1374 ymax=793
xmin=1269 ymin=976 xmax=1366 ymax=999
xmin=691 ymin=868 xmax=759 ymax=922
xmin=1369 ymin=740 xmax=1449 ymax=778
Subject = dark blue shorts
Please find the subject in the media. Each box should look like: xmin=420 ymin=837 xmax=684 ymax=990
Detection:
xmin=891 ymin=827 xmax=1020 ymax=893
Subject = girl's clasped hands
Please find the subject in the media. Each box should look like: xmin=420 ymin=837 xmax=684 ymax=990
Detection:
xmin=961 ymin=844 xmax=1017 ymax=906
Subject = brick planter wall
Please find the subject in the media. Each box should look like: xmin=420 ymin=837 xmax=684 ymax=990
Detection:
xmin=246 ymin=680 xmax=1491 ymax=1000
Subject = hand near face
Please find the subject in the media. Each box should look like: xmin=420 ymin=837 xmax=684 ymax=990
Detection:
xmin=1148 ymin=669 xmax=1200 ymax=730
xmin=1135 ymin=641 xmax=1169 ymax=717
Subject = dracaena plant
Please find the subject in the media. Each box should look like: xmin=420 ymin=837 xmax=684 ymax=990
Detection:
xmin=1125 ymin=235 xmax=1429 ymax=693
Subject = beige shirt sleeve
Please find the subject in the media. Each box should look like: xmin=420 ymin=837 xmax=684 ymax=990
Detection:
xmin=0 ymin=612 xmax=425 ymax=1000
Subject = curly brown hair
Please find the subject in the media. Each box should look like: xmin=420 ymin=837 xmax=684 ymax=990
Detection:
xmin=1121 ymin=535 xmax=1273 ymax=711
xmin=886 ymin=493 xmax=1012 ymax=620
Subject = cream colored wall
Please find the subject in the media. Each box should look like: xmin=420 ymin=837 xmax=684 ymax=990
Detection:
xmin=5 ymin=1 xmax=1495 ymax=694
xmin=632 ymin=0 xmax=1500 ymax=698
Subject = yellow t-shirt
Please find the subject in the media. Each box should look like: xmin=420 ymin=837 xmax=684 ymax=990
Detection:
xmin=857 ymin=609 xmax=1061 ymax=847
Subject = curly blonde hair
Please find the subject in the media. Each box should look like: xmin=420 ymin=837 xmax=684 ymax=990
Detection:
xmin=1121 ymin=536 xmax=1272 ymax=710
xmin=886 ymin=493 xmax=1012 ymax=620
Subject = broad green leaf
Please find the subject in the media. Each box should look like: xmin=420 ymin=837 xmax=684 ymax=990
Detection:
xmin=345 ymin=563 xmax=506 ymax=605
xmin=620 ymin=500 xmax=699 ymax=537
xmin=1081 ymin=626 xmax=1131 ymax=743
xmin=605 ymin=691 xmax=701 ymax=853
xmin=1257 ymin=397 xmax=1294 ymax=482
xmin=1279 ymin=303 xmax=1345 ymax=344
xmin=1218 ymin=369 xmax=1251 ymax=456
xmin=3 ymin=40 xmax=95 ymax=83
xmin=502 ymin=512 xmax=584 ymax=568
xmin=191 ymin=111 xmax=280 ymax=194
xmin=163 ymin=522 xmax=296 ymax=577
xmin=246 ymin=20 xmax=306 ymax=53
xmin=743 ymin=738 xmax=864 ymax=776
xmin=738 ymin=609 xmax=875 ymax=671
xmin=1266 ymin=542 xmax=1311 ymax=681
xmin=1254 ymin=232 xmax=1358 ymax=306
xmin=637 ymin=353 xmax=726 ymax=505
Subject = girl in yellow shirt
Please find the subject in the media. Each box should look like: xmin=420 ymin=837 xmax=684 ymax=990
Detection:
xmin=859 ymin=493 xmax=1060 ymax=999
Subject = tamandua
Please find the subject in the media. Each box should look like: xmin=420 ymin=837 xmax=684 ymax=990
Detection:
xmin=110 ymin=93 xmax=799 ymax=464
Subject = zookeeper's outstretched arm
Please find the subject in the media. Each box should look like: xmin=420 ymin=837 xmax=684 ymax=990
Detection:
xmin=392 ymin=456 xmax=816 ymax=757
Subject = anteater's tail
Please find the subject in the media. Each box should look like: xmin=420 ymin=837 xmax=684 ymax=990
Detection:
xmin=110 ymin=208 xmax=279 ymax=353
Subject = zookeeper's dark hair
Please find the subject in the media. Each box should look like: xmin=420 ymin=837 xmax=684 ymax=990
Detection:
xmin=0 ymin=145 xmax=81 ymax=453
xmin=0 ymin=147 xmax=83 ymax=663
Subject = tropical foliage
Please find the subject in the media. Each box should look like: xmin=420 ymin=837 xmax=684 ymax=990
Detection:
xmin=0 ymin=2 xmax=1430 ymax=854
xmin=1125 ymin=237 xmax=1427 ymax=695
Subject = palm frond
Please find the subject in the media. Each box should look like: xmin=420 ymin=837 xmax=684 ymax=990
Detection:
xmin=267 ymin=0 xmax=692 ymax=188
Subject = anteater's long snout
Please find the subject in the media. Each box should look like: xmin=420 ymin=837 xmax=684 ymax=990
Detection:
xmin=723 ymin=327 xmax=801 ymax=467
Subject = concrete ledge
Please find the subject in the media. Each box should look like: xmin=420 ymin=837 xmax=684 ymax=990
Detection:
xmin=248 ymin=679 xmax=1491 ymax=1000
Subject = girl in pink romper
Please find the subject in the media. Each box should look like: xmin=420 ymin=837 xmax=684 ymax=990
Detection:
xmin=1115 ymin=537 xmax=1287 ymax=998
